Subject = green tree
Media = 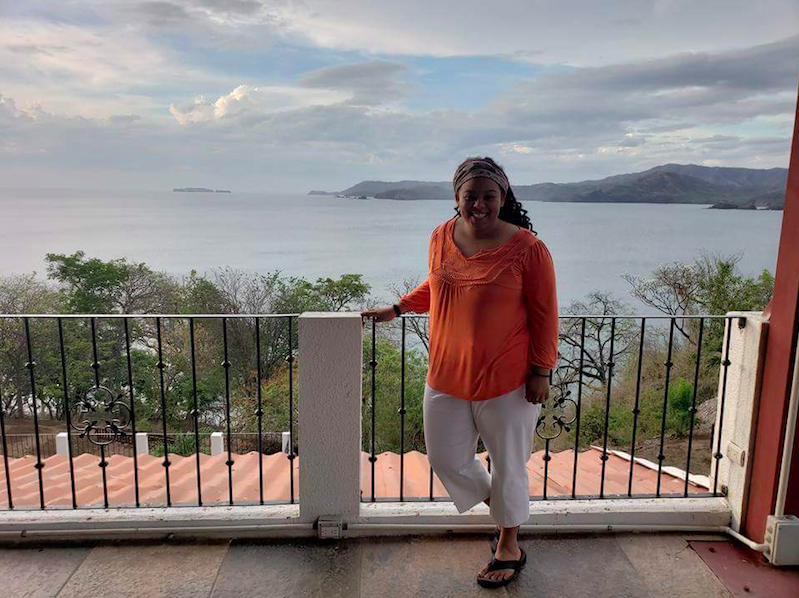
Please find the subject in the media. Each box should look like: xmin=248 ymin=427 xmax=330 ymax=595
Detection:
xmin=362 ymin=336 xmax=429 ymax=455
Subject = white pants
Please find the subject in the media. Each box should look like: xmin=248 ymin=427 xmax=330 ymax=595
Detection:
xmin=423 ymin=382 xmax=542 ymax=528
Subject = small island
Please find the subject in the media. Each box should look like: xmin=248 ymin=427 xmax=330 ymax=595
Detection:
xmin=708 ymin=201 xmax=757 ymax=210
xmin=173 ymin=187 xmax=232 ymax=193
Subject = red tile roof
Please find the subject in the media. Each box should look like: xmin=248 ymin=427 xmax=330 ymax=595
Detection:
xmin=0 ymin=447 xmax=707 ymax=509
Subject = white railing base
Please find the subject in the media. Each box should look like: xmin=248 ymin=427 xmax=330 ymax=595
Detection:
xmin=0 ymin=497 xmax=731 ymax=543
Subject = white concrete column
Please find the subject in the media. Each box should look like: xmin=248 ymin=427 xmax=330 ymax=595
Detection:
xmin=711 ymin=312 xmax=768 ymax=532
xmin=298 ymin=312 xmax=363 ymax=524
xmin=135 ymin=432 xmax=149 ymax=456
xmin=55 ymin=432 xmax=70 ymax=456
xmin=210 ymin=432 xmax=224 ymax=456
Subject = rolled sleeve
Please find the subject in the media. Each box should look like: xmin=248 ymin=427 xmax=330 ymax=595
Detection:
xmin=523 ymin=239 xmax=559 ymax=370
xmin=399 ymin=278 xmax=430 ymax=314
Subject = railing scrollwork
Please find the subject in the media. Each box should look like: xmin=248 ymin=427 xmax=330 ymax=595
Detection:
xmin=70 ymin=385 xmax=132 ymax=446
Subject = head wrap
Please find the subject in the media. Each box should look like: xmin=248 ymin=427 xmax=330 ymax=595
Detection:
xmin=452 ymin=158 xmax=510 ymax=196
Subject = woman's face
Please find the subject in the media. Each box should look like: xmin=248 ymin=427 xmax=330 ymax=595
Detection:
xmin=455 ymin=177 xmax=505 ymax=231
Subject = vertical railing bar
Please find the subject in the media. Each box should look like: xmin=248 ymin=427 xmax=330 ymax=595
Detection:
xmin=255 ymin=317 xmax=264 ymax=505
xmin=57 ymin=318 xmax=77 ymax=509
xmin=628 ymin=317 xmax=646 ymax=497
xmin=155 ymin=317 xmax=172 ymax=506
xmin=571 ymin=317 xmax=586 ymax=499
xmin=543 ymin=437 xmax=550 ymax=500
xmin=0 ymin=364 xmax=13 ymax=509
xmin=656 ymin=318 xmax=676 ymax=497
xmin=599 ymin=317 xmax=616 ymax=499
xmin=714 ymin=316 xmax=733 ymax=496
xmin=684 ymin=317 xmax=705 ymax=497
xmin=288 ymin=316 xmax=295 ymax=504
xmin=429 ymin=467 xmax=434 ymax=501
xmin=370 ymin=317 xmax=377 ymax=503
xmin=189 ymin=318 xmax=202 ymax=506
xmin=90 ymin=317 xmax=110 ymax=508
xmin=89 ymin=317 xmax=101 ymax=388
xmin=541 ymin=368 xmax=554 ymax=501
xmin=221 ymin=317 xmax=234 ymax=505
xmin=123 ymin=319 xmax=140 ymax=508
xmin=399 ymin=316 xmax=406 ymax=503
xmin=23 ymin=317 xmax=46 ymax=509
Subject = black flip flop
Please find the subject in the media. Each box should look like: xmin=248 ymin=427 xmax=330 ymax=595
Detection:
xmin=477 ymin=547 xmax=527 ymax=589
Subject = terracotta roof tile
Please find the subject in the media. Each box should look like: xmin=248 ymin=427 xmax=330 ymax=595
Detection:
xmin=0 ymin=448 xmax=707 ymax=509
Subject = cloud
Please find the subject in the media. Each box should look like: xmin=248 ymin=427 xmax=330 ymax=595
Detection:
xmin=0 ymin=17 xmax=246 ymax=118
xmin=169 ymin=60 xmax=409 ymax=124
xmin=487 ymin=35 xmax=799 ymax=148
xmin=619 ymin=134 xmax=648 ymax=148
xmin=135 ymin=2 xmax=192 ymax=23
xmin=297 ymin=60 xmax=409 ymax=106
xmin=0 ymin=5 xmax=796 ymax=191
xmin=194 ymin=0 xmax=264 ymax=15
xmin=269 ymin=0 xmax=799 ymax=66
xmin=6 ymin=43 xmax=69 ymax=55
xmin=130 ymin=0 xmax=269 ymax=30
xmin=168 ymin=84 xmax=349 ymax=124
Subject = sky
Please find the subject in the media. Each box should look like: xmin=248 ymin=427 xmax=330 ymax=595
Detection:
xmin=1 ymin=0 xmax=798 ymax=192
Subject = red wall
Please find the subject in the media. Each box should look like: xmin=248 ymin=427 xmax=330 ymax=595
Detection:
xmin=744 ymin=85 xmax=799 ymax=541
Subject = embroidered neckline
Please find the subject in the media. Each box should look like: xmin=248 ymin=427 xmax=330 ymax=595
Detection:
xmin=447 ymin=216 xmax=524 ymax=260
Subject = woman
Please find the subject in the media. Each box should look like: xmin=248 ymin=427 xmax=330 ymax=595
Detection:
xmin=361 ymin=156 xmax=558 ymax=589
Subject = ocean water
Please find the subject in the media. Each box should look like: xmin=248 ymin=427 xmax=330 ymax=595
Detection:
xmin=0 ymin=188 xmax=784 ymax=313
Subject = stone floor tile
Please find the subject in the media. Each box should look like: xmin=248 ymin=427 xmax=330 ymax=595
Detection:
xmin=509 ymin=533 xmax=651 ymax=598
xmin=616 ymin=533 xmax=732 ymax=598
xmin=360 ymin=533 xmax=500 ymax=598
xmin=210 ymin=539 xmax=361 ymax=598
xmin=56 ymin=540 xmax=229 ymax=598
xmin=0 ymin=546 xmax=90 ymax=598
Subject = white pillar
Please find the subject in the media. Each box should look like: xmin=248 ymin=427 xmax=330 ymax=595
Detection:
xmin=55 ymin=432 xmax=69 ymax=456
xmin=711 ymin=312 xmax=768 ymax=532
xmin=210 ymin=432 xmax=224 ymax=456
xmin=298 ymin=312 xmax=362 ymax=524
xmin=135 ymin=432 xmax=149 ymax=456
xmin=282 ymin=431 xmax=291 ymax=454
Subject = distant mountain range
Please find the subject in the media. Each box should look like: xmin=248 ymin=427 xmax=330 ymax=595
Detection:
xmin=308 ymin=164 xmax=788 ymax=209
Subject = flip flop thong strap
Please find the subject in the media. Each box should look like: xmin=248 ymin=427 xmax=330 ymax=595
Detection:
xmin=486 ymin=557 xmax=521 ymax=571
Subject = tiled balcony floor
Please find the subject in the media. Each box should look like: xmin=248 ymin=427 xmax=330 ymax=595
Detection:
xmin=0 ymin=532 xmax=743 ymax=598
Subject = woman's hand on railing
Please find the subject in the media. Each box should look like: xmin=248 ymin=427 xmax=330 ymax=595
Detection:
xmin=361 ymin=306 xmax=397 ymax=324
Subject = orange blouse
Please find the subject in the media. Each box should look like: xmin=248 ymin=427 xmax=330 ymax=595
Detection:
xmin=398 ymin=216 xmax=559 ymax=401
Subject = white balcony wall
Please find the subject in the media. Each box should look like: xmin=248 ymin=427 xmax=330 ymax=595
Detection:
xmin=710 ymin=312 xmax=769 ymax=532
xmin=298 ymin=312 xmax=363 ymax=524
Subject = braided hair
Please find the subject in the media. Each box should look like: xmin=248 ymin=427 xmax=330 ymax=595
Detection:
xmin=452 ymin=156 xmax=535 ymax=233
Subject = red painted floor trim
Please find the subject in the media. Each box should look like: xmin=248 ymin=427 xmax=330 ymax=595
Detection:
xmin=690 ymin=540 xmax=799 ymax=598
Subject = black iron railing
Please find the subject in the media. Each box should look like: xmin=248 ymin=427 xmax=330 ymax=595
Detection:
xmin=363 ymin=314 xmax=733 ymax=503
xmin=0 ymin=314 xmax=298 ymax=510
xmin=0 ymin=311 xmax=735 ymax=511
